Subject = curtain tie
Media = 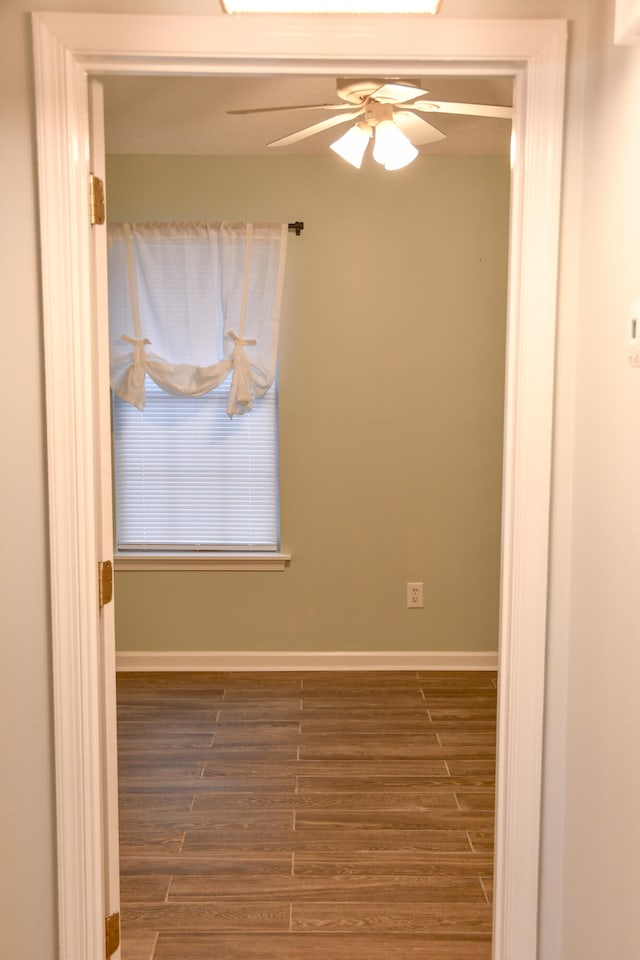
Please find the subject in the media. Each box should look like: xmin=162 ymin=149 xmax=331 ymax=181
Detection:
xmin=226 ymin=330 xmax=257 ymax=412
xmin=122 ymin=333 xmax=151 ymax=392
xmin=226 ymin=330 xmax=257 ymax=349
xmin=122 ymin=334 xmax=151 ymax=369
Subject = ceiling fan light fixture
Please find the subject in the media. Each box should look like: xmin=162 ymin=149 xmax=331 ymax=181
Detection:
xmin=329 ymin=122 xmax=372 ymax=168
xmin=372 ymin=119 xmax=419 ymax=171
xmin=221 ymin=2 xmax=442 ymax=12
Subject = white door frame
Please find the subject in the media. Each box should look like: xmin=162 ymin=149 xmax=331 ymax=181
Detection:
xmin=32 ymin=12 xmax=566 ymax=960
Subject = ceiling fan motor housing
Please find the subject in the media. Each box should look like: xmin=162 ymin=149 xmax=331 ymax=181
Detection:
xmin=364 ymin=100 xmax=394 ymax=126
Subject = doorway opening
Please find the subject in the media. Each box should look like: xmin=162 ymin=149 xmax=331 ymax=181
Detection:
xmin=102 ymin=70 xmax=511 ymax=957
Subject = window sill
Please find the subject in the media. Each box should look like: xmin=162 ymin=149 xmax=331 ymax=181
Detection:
xmin=114 ymin=552 xmax=291 ymax=571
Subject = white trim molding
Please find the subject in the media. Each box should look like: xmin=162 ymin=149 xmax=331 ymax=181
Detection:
xmin=32 ymin=20 xmax=105 ymax=960
xmin=115 ymin=650 xmax=499 ymax=672
xmin=114 ymin=552 xmax=291 ymax=571
xmin=32 ymin=12 xmax=566 ymax=960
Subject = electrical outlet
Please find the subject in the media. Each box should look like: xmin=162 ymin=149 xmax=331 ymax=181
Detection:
xmin=407 ymin=582 xmax=423 ymax=608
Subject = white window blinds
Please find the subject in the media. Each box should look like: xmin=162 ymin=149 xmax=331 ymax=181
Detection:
xmin=113 ymin=379 xmax=279 ymax=551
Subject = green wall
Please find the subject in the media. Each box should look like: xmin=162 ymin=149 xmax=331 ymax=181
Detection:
xmin=107 ymin=153 xmax=509 ymax=652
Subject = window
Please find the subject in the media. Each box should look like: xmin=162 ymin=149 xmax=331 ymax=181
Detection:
xmin=108 ymin=222 xmax=287 ymax=556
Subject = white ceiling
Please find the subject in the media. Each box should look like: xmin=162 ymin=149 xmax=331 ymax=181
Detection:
xmin=101 ymin=74 xmax=512 ymax=157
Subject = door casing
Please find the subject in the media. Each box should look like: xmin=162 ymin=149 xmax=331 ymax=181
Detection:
xmin=31 ymin=12 xmax=567 ymax=960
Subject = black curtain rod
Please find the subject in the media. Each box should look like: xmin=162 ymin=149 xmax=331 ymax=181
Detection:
xmin=288 ymin=221 xmax=304 ymax=236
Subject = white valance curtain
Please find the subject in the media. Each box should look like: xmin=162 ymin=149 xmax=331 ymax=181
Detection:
xmin=107 ymin=222 xmax=288 ymax=417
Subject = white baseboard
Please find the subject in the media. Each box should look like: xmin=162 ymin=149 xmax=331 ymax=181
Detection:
xmin=115 ymin=650 xmax=498 ymax=672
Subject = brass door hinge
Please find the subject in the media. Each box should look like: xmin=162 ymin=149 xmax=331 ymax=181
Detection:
xmin=105 ymin=912 xmax=120 ymax=958
xmin=90 ymin=173 xmax=106 ymax=225
xmin=98 ymin=560 xmax=113 ymax=608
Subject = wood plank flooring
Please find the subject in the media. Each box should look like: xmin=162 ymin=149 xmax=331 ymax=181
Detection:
xmin=117 ymin=670 xmax=497 ymax=960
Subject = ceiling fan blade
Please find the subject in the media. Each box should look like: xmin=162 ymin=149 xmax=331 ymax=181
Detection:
xmin=394 ymin=111 xmax=446 ymax=145
xmin=369 ymin=81 xmax=431 ymax=104
xmin=408 ymin=100 xmax=514 ymax=120
xmin=267 ymin=109 xmax=364 ymax=148
xmin=227 ymin=102 xmax=357 ymax=116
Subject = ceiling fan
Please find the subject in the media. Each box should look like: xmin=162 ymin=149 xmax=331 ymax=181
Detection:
xmin=227 ymin=78 xmax=513 ymax=170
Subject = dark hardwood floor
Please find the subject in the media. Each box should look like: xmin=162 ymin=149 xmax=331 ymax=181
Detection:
xmin=117 ymin=670 xmax=497 ymax=960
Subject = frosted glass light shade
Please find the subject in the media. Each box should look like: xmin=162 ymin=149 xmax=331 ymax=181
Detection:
xmin=372 ymin=120 xmax=419 ymax=170
xmin=329 ymin=123 xmax=372 ymax=168
xmin=221 ymin=1 xmax=442 ymax=12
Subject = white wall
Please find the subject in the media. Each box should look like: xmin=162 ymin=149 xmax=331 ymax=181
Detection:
xmin=0 ymin=3 xmax=57 ymax=956
xmin=561 ymin=2 xmax=640 ymax=957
